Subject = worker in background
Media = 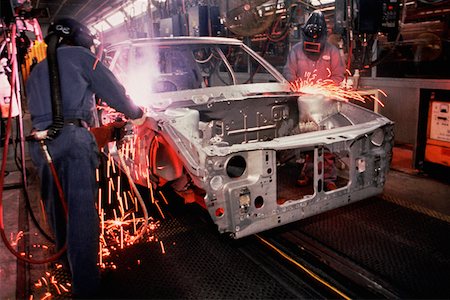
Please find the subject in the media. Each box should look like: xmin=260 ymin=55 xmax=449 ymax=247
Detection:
xmin=283 ymin=10 xmax=345 ymax=84
xmin=26 ymin=18 xmax=145 ymax=297
xmin=283 ymin=10 xmax=345 ymax=191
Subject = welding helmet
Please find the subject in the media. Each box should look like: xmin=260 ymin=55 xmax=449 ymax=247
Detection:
xmin=301 ymin=10 xmax=327 ymax=60
xmin=45 ymin=18 xmax=94 ymax=50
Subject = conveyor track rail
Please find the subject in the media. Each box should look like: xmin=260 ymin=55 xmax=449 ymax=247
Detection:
xmin=255 ymin=195 xmax=450 ymax=299
xmin=255 ymin=232 xmax=403 ymax=298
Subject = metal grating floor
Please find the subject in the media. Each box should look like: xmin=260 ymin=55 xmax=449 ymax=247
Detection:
xmin=290 ymin=197 xmax=450 ymax=298
xmin=99 ymin=206 xmax=300 ymax=299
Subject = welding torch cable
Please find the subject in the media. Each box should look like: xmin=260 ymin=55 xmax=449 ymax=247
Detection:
xmin=7 ymin=24 xmax=55 ymax=244
xmin=0 ymin=77 xmax=67 ymax=264
xmin=8 ymin=22 xmax=56 ymax=244
xmin=266 ymin=3 xmax=297 ymax=43
xmin=116 ymin=149 xmax=149 ymax=241
xmin=0 ymin=23 xmax=67 ymax=264
xmin=255 ymin=235 xmax=351 ymax=300
xmin=39 ymin=141 xmax=69 ymax=216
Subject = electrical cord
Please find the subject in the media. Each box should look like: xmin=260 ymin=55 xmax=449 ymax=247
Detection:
xmin=0 ymin=22 xmax=67 ymax=264
xmin=8 ymin=20 xmax=56 ymax=244
xmin=266 ymin=2 xmax=298 ymax=43
xmin=0 ymin=136 xmax=67 ymax=264
xmin=11 ymin=117 xmax=56 ymax=243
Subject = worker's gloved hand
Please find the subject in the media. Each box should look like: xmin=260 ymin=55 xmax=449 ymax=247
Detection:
xmin=130 ymin=106 xmax=149 ymax=126
xmin=131 ymin=114 xmax=147 ymax=126
xmin=90 ymin=121 xmax=126 ymax=149
xmin=128 ymin=107 xmax=158 ymax=134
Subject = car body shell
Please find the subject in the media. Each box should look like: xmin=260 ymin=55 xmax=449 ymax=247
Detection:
xmin=103 ymin=37 xmax=394 ymax=238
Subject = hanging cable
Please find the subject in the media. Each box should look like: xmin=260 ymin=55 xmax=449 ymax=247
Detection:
xmin=0 ymin=22 xmax=67 ymax=264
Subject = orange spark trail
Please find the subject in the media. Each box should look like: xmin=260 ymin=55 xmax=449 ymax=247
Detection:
xmin=155 ymin=201 xmax=165 ymax=219
xmin=289 ymin=78 xmax=385 ymax=107
xmin=159 ymin=191 xmax=169 ymax=205
xmin=160 ymin=241 xmax=166 ymax=254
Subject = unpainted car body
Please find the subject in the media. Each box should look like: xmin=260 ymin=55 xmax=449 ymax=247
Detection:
xmin=103 ymin=37 xmax=394 ymax=238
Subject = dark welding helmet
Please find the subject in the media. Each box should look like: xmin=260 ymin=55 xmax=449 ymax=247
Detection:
xmin=45 ymin=18 xmax=94 ymax=50
xmin=301 ymin=10 xmax=327 ymax=60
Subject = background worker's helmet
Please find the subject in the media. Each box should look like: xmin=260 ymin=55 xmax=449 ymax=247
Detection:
xmin=301 ymin=10 xmax=327 ymax=60
xmin=45 ymin=18 xmax=94 ymax=50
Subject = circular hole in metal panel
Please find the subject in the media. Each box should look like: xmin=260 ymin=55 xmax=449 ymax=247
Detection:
xmin=226 ymin=155 xmax=246 ymax=178
xmin=255 ymin=196 xmax=264 ymax=208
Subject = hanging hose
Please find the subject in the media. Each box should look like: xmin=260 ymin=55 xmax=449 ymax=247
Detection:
xmin=0 ymin=22 xmax=68 ymax=264
xmin=44 ymin=33 xmax=65 ymax=140
xmin=9 ymin=37 xmax=55 ymax=243
xmin=266 ymin=2 xmax=298 ymax=43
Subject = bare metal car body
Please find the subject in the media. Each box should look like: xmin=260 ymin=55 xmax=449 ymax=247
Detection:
xmin=104 ymin=37 xmax=394 ymax=239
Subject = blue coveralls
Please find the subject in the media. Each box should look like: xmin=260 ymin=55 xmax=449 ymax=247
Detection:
xmin=26 ymin=45 xmax=143 ymax=297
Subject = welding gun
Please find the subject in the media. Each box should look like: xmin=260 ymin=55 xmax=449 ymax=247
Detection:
xmin=90 ymin=121 xmax=127 ymax=149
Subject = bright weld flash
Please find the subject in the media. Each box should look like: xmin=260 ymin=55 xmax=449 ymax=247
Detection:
xmin=117 ymin=50 xmax=160 ymax=107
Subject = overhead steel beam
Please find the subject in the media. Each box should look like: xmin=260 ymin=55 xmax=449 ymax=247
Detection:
xmin=49 ymin=0 xmax=68 ymax=22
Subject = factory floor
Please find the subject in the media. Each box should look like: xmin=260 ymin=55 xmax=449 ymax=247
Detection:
xmin=1 ymin=123 xmax=449 ymax=299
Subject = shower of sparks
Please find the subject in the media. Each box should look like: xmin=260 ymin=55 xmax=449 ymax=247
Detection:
xmin=32 ymin=264 xmax=72 ymax=299
xmin=30 ymin=120 xmax=174 ymax=299
xmin=102 ymin=213 xmax=159 ymax=248
xmin=289 ymin=71 xmax=385 ymax=107
xmin=97 ymin=146 xmax=167 ymax=270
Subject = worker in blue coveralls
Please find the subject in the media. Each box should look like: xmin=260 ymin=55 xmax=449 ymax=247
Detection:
xmin=283 ymin=10 xmax=345 ymax=191
xmin=26 ymin=18 xmax=145 ymax=297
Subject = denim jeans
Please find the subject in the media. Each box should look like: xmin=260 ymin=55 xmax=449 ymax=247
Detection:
xmin=29 ymin=125 xmax=100 ymax=297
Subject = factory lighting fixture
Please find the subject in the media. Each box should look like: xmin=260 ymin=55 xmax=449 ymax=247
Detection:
xmin=91 ymin=20 xmax=112 ymax=32
xmin=105 ymin=11 xmax=126 ymax=27
xmin=90 ymin=0 xmax=153 ymax=32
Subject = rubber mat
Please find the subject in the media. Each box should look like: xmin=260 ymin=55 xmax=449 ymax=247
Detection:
xmin=291 ymin=197 xmax=450 ymax=298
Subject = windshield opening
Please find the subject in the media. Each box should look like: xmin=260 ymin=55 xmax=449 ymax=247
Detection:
xmin=108 ymin=42 xmax=280 ymax=96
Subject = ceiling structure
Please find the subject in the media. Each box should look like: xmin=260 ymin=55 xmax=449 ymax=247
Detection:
xmin=31 ymin=0 xmax=336 ymax=28
xmin=32 ymin=0 xmax=126 ymax=27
